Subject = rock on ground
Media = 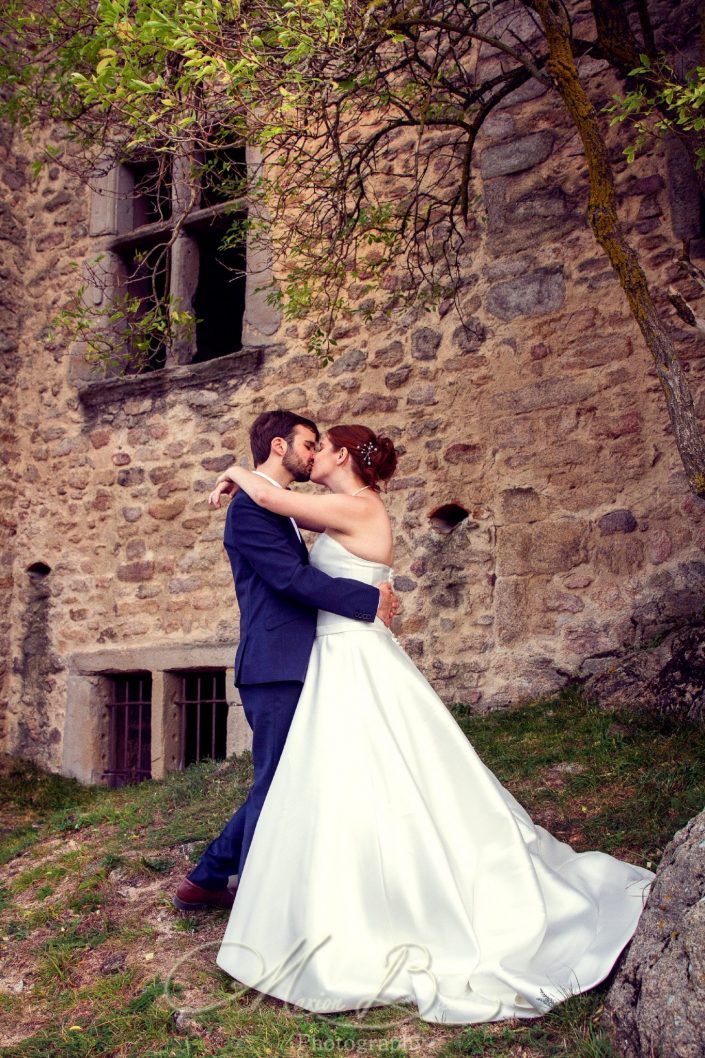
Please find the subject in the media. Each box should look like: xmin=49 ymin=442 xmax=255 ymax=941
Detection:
xmin=583 ymin=622 xmax=705 ymax=723
xmin=601 ymin=808 xmax=705 ymax=1058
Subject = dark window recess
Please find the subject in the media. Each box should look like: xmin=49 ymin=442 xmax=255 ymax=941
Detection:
xmin=104 ymin=147 xmax=247 ymax=373
xmin=198 ymin=144 xmax=247 ymax=209
xmin=104 ymin=673 xmax=152 ymax=788
xmin=126 ymin=158 xmax=172 ymax=226
xmin=176 ymin=670 xmax=228 ymax=768
xmin=191 ymin=221 xmax=246 ymax=362
xmin=119 ymin=239 xmax=170 ymax=372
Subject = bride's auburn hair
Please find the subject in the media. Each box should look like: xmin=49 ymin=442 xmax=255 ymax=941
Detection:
xmin=327 ymin=424 xmax=397 ymax=491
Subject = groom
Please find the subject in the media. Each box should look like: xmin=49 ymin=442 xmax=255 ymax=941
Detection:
xmin=174 ymin=410 xmax=397 ymax=911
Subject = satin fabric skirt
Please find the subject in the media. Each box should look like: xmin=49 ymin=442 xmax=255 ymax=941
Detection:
xmin=216 ymin=624 xmax=654 ymax=1024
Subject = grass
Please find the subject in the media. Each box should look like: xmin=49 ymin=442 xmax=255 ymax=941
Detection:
xmin=0 ymin=686 xmax=703 ymax=1058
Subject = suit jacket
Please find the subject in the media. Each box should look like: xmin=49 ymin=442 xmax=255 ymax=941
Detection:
xmin=224 ymin=490 xmax=380 ymax=686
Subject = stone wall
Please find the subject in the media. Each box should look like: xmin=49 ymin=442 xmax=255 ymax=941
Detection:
xmin=0 ymin=111 xmax=27 ymax=751
xmin=2 ymin=3 xmax=705 ymax=776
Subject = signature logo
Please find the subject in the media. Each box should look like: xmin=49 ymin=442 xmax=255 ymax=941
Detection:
xmin=160 ymin=935 xmax=553 ymax=1029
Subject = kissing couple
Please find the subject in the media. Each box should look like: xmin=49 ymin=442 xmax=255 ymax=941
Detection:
xmin=174 ymin=409 xmax=654 ymax=1024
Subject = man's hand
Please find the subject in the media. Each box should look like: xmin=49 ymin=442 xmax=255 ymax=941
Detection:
xmin=376 ymin=581 xmax=400 ymax=627
xmin=208 ymin=477 xmax=238 ymax=508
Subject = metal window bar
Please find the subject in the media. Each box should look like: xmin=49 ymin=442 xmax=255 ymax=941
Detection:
xmin=175 ymin=670 xmax=228 ymax=769
xmin=104 ymin=673 xmax=152 ymax=788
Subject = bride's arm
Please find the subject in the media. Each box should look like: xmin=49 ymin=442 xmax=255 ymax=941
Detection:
xmin=217 ymin=465 xmax=364 ymax=533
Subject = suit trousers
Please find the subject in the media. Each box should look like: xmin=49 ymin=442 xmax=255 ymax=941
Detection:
xmin=187 ymin=680 xmax=302 ymax=890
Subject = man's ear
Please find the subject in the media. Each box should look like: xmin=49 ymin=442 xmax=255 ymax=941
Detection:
xmin=271 ymin=436 xmax=287 ymax=458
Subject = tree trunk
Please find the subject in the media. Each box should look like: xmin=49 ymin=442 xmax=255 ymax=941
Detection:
xmin=527 ymin=0 xmax=705 ymax=496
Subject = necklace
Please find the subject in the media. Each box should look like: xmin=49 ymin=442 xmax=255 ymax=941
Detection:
xmin=352 ymin=485 xmax=371 ymax=496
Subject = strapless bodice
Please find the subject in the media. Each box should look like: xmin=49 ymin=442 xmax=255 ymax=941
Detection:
xmin=309 ymin=533 xmax=391 ymax=636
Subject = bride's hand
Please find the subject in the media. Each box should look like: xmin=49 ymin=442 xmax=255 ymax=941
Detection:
xmin=376 ymin=582 xmax=400 ymax=627
xmin=208 ymin=475 xmax=239 ymax=508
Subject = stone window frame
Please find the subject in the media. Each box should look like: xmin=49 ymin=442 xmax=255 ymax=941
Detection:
xmin=666 ymin=135 xmax=705 ymax=254
xmin=63 ymin=644 xmax=251 ymax=786
xmin=71 ymin=144 xmax=280 ymax=401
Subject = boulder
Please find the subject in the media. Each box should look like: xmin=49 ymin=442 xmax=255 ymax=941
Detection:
xmin=601 ymin=808 xmax=705 ymax=1058
xmin=583 ymin=622 xmax=705 ymax=723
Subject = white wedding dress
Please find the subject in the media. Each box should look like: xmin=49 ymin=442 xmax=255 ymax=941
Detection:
xmin=216 ymin=533 xmax=654 ymax=1024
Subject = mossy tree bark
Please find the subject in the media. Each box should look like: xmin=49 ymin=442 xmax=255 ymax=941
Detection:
xmin=527 ymin=0 xmax=705 ymax=496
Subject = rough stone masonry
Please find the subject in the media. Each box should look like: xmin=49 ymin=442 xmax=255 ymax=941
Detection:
xmin=1 ymin=1 xmax=705 ymax=779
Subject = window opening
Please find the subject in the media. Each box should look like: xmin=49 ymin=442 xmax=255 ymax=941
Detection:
xmin=104 ymin=673 xmax=152 ymax=788
xmin=176 ymin=670 xmax=228 ymax=768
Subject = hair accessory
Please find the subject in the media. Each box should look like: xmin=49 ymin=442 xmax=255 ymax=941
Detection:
xmin=357 ymin=440 xmax=378 ymax=466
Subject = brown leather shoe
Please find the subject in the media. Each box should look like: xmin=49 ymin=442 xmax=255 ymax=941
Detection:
xmin=173 ymin=878 xmax=236 ymax=911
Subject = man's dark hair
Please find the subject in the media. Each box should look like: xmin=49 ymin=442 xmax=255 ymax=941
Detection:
xmin=249 ymin=410 xmax=319 ymax=465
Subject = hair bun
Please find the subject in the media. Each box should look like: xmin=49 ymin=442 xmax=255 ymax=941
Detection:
xmin=370 ymin=435 xmax=397 ymax=482
xmin=326 ymin=424 xmax=398 ymax=489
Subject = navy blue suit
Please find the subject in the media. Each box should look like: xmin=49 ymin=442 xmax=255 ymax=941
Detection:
xmin=188 ymin=489 xmax=380 ymax=889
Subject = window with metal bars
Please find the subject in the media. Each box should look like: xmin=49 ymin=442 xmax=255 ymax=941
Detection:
xmin=175 ymin=670 xmax=228 ymax=769
xmin=104 ymin=673 xmax=152 ymax=788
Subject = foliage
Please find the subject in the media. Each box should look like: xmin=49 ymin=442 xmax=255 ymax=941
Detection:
xmin=0 ymin=1 xmax=703 ymax=364
xmin=608 ymin=55 xmax=705 ymax=166
xmin=0 ymin=0 xmax=550 ymax=360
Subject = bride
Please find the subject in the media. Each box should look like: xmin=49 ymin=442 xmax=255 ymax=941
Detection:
xmin=209 ymin=423 xmax=654 ymax=1025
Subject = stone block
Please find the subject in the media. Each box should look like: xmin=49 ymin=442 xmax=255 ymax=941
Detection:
xmin=117 ymin=468 xmax=145 ymax=487
xmin=328 ymin=347 xmax=367 ymax=376
xmin=351 ymin=393 xmax=398 ymax=414
xmin=148 ymin=466 xmax=176 ymax=485
xmin=480 ymin=131 xmax=554 ymax=178
xmin=483 ymin=252 xmax=535 ymax=282
xmin=486 ymin=267 xmax=566 ymax=321
xmin=444 ymin=443 xmax=483 ymax=465
xmin=411 ymin=327 xmax=441 ymax=360
xmin=385 ymin=366 xmax=412 ymax=390
xmin=126 ymin=539 xmax=146 ymax=560
xmin=544 ymin=589 xmax=584 ymax=613
xmin=371 ymin=342 xmax=404 ymax=368
xmin=498 ymin=486 xmax=544 ymax=525
xmin=495 ymin=78 xmax=548 ymax=110
xmin=482 ymin=112 xmax=515 ymax=141
xmin=495 ymin=576 xmax=529 ymax=645
xmin=494 ymin=374 xmax=598 ymax=415
xmin=598 ymin=509 xmax=638 ymax=535
xmin=148 ymin=499 xmax=187 ymax=521
xmin=622 ymin=173 xmax=664 ymax=197
xmin=201 ymin=455 xmax=234 ymax=473
xmin=666 ymin=135 xmax=701 ymax=240
xmin=406 ymin=384 xmax=437 ymax=407
xmin=168 ymin=576 xmax=201 ymax=594
xmin=393 ymin=576 xmax=417 ymax=592
xmin=593 ymin=536 xmax=645 ymax=576
xmin=451 ymin=319 xmax=486 ymax=353
xmin=62 ymin=674 xmax=109 ymax=784
xmin=117 ymin=561 xmax=154 ymax=583
xmin=648 ymin=529 xmax=672 ymax=565
xmin=497 ymin=521 xmax=586 ymax=575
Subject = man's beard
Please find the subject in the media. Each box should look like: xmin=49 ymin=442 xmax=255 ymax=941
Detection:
xmin=282 ymin=449 xmax=312 ymax=483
